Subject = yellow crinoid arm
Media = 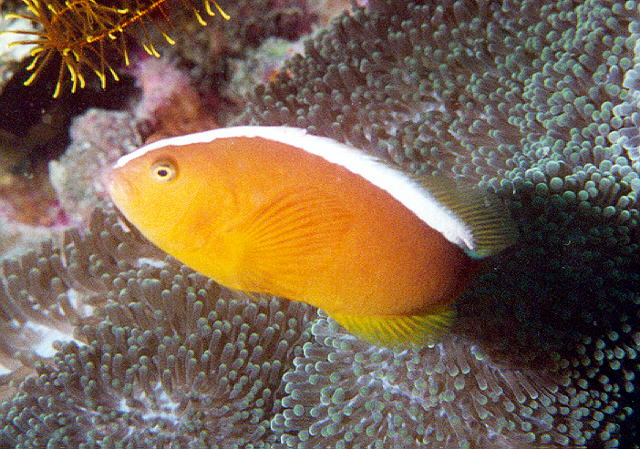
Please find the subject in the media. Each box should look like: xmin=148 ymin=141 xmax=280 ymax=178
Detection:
xmin=5 ymin=0 xmax=231 ymax=96
xmin=205 ymin=0 xmax=230 ymax=20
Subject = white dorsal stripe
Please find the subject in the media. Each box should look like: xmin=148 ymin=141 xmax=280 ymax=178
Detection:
xmin=114 ymin=126 xmax=475 ymax=250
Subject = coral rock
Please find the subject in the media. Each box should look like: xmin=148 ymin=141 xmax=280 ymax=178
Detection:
xmin=48 ymin=109 xmax=141 ymax=226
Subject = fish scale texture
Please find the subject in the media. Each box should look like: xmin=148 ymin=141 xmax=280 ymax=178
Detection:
xmin=0 ymin=0 xmax=639 ymax=448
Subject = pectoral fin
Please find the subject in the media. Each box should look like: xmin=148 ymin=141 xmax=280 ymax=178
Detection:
xmin=331 ymin=305 xmax=455 ymax=347
xmin=236 ymin=187 xmax=352 ymax=295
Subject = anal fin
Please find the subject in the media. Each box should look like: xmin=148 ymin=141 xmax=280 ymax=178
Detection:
xmin=331 ymin=305 xmax=455 ymax=348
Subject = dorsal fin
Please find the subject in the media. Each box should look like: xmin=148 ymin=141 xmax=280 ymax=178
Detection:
xmin=416 ymin=176 xmax=518 ymax=258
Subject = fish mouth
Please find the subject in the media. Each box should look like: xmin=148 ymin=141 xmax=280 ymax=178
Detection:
xmin=106 ymin=167 xmax=136 ymax=209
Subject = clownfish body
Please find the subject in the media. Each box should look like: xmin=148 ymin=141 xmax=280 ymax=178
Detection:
xmin=108 ymin=126 xmax=517 ymax=347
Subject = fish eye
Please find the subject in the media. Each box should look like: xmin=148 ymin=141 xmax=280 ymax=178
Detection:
xmin=151 ymin=160 xmax=177 ymax=182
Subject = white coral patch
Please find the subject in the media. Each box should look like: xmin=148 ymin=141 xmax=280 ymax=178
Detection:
xmin=25 ymin=322 xmax=82 ymax=357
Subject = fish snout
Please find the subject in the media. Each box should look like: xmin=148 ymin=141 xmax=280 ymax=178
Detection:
xmin=106 ymin=166 xmax=136 ymax=207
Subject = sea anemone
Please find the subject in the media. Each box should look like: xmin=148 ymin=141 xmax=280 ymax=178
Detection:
xmin=240 ymin=0 xmax=640 ymax=445
xmin=0 ymin=208 xmax=315 ymax=448
xmin=1 ymin=0 xmax=639 ymax=447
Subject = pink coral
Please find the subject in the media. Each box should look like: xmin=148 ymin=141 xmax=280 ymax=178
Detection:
xmin=131 ymin=56 xmax=219 ymax=142
xmin=48 ymin=109 xmax=141 ymax=226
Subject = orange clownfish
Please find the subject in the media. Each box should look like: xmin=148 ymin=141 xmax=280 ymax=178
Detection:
xmin=108 ymin=126 xmax=517 ymax=347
